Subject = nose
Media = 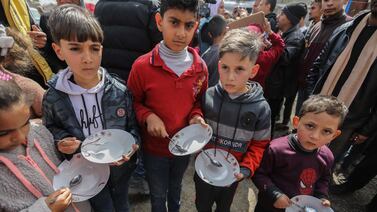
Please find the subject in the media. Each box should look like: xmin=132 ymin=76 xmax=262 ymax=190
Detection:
xmin=310 ymin=130 xmax=320 ymax=140
xmin=228 ymin=71 xmax=236 ymax=81
xmin=82 ymin=49 xmax=93 ymax=64
xmin=176 ymin=25 xmax=186 ymax=39
xmin=10 ymin=129 xmax=27 ymax=145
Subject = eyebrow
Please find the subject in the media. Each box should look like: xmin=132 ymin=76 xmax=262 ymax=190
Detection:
xmin=168 ymin=17 xmax=195 ymax=25
xmin=0 ymin=118 xmax=30 ymax=134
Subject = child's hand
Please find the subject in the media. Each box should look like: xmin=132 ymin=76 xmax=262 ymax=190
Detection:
xmin=234 ymin=173 xmax=244 ymax=181
xmin=110 ymin=144 xmax=139 ymax=166
xmin=189 ymin=115 xmax=208 ymax=128
xmin=262 ymin=18 xmax=273 ymax=35
xmin=321 ymin=198 xmax=331 ymax=207
xmin=146 ymin=113 xmax=169 ymax=138
xmin=273 ymin=194 xmax=291 ymax=209
xmin=45 ymin=188 xmax=72 ymax=212
xmin=57 ymin=137 xmax=81 ymax=154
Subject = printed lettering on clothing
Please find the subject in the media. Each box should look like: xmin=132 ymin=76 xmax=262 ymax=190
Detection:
xmin=80 ymin=104 xmax=104 ymax=135
xmin=210 ymin=136 xmax=247 ymax=152
xmin=193 ymin=74 xmax=206 ymax=98
xmin=298 ymin=168 xmax=317 ymax=195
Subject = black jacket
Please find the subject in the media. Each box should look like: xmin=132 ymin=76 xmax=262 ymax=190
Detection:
xmin=265 ymin=25 xmax=305 ymax=99
xmin=94 ymin=0 xmax=162 ymax=81
xmin=308 ymin=12 xmax=377 ymax=136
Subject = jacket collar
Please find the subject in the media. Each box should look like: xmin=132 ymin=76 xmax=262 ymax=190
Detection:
xmin=282 ymin=24 xmax=300 ymax=38
xmin=149 ymin=44 xmax=204 ymax=74
xmin=345 ymin=11 xmax=371 ymax=37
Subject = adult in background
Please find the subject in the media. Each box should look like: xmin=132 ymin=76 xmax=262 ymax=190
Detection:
xmin=257 ymin=0 xmax=278 ymax=32
xmin=296 ymin=0 xmax=351 ymax=115
xmin=306 ymin=0 xmax=376 ymax=173
xmin=308 ymin=0 xmax=322 ymax=27
xmin=0 ymin=0 xmax=53 ymax=86
xmin=94 ymin=0 xmax=162 ymax=196
xmin=265 ymin=2 xmax=306 ymax=135
xmin=94 ymin=0 xmax=162 ymax=81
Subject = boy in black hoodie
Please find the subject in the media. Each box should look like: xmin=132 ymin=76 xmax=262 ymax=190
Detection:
xmin=196 ymin=29 xmax=271 ymax=212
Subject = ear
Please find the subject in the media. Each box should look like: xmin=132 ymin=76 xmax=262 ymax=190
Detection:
xmin=155 ymin=12 xmax=163 ymax=32
xmin=52 ymin=42 xmax=65 ymax=61
xmin=292 ymin=116 xmax=300 ymax=129
xmin=333 ymin=129 xmax=342 ymax=139
xmin=249 ymin=64 xmax=260 ymax=79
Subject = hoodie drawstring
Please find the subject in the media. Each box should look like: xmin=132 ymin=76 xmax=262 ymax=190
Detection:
xmin=227 ymin=103 xmax=242 ymax=158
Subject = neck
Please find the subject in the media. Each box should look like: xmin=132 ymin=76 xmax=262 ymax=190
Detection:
xmin=212 ymin=37 xmax=222 ymax=45
xmin=73 ymin=73 xmax=101 ymax=89
xmin=368 ymin=14 xmax=377 ymax=26
xmin=281 ymin=24 xmax=292 ymax=33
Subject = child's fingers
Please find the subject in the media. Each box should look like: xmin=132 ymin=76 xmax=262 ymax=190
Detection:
xmin=160 ymin=127 xmax=169 ymax=138
xmin=321 ymin=199 xmax=331 ymax=207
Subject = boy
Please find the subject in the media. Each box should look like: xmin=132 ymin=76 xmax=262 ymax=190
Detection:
xmin=195 ymin=29 xmax=271 ymax=212
xmin=253 ymin=95 xmax=348 ymax=212
xmin=42 ymin=5 xmax=140 ymax=212
xmin=201 ymin=15 xmax=227 ymax=87
xmin=127 ymin=0 xmax=208 ymax=211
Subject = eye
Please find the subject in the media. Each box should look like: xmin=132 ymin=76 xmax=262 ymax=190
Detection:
xmin=185 ymin=23 xmax=195 ymax=30
xmin=221 ymin=65 xmax=229 ymax=71
xmin=171 ymin=20 xmax=179 ymax=26
xmin=70 ymin=47 xmax=80 ymax=51
xmin=92 ymin=46 xmax=101 ymax=51
xmin=0 ymin=131 xmax=9 ymax=136
xmin=235 ymin=67 xmax=244 ymax=74
xmin=305 ymin=123 xmax=314 ymax=130
xmin=322 ymin=129 xmax=333 ymax=135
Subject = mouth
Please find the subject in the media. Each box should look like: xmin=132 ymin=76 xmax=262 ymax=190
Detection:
xmin=324 ymin=9 xmax=336 ymax=14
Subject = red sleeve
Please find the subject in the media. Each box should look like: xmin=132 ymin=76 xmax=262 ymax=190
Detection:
xmin=260 ymin=32 xmax=285 ymax=64
xmin=240 ymin=139 xmax=270 ymax=177
xmin=127 ymin=60 xmax=153 ymax=126
xmin=188 ymin=63 xmax=208 ymax=120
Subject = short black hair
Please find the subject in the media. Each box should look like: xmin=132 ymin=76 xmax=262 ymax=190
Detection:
xmin=0 ymin=75 xmax=33 ymax=110
xmin=200 ymin=15 xmax=227 ymax=44
xmin=266 ymin=0 xmax=277 ymax=12
xmin=159 ymin=0 xmax=199 ymax=17
xmin=48 ymin=4 xmax=103 ymax=43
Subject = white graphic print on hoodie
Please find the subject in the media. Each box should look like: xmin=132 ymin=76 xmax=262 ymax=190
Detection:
xmin=55 ymin=68 xmax=105 ymax=137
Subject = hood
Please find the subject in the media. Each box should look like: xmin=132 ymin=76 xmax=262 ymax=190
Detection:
xmin=53 ymin=67 xmax=106 ymax=95
xmin=214 ymin=81 xmax=265 ymax=104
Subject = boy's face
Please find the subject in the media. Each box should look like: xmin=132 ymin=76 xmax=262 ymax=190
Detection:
xmin=218 ymin=52 xmax=259 ymax=95
xmin=155 ymin=9 xmax=198 ymax=52
xmin=258 ymin=0 xmax=271 ymax=14
xmin=293 ymin=112 xmax=341 ymax=151
xmin=53 ymin=39 xmax=102 ymax=84
xmin=277 ymin=11 xmax=291 ymax=30
xmin=309 ymin=2 xmax=322 ymax=21
xmin=321 ymin=0 xmax=343 ymax=16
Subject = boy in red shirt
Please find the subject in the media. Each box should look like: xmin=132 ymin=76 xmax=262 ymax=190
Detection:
xmin=127 ymin=0 xmax=208 ymax=211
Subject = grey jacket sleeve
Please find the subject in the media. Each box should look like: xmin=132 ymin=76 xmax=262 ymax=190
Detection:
xmin=20 ymin=198 xmax=51 ymax=212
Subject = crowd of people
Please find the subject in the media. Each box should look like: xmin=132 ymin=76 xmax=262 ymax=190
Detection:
xmin=0 ymin=0 xmax=376 ymax=211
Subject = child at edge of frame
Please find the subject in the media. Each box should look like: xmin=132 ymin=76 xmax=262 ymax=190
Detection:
xmin=253 ymin=94 xmax=348 ymax=212
xmin=42 ymin=4 xmax=140 ymax=212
